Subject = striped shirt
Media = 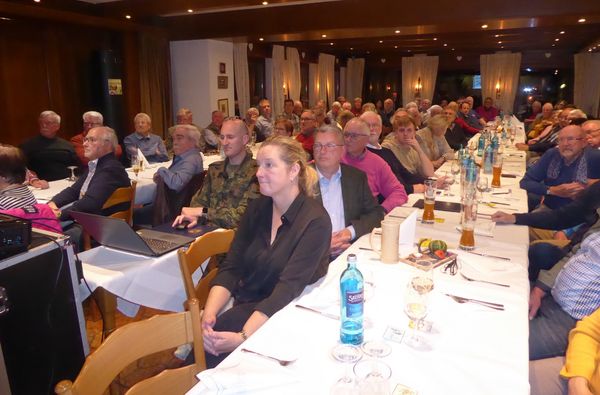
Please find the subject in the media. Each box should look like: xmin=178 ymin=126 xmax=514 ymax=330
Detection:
xmin=552 ymin=232 xmax=600 ymax=319
xmin=0 ymin=184 xmax=37 ymax=210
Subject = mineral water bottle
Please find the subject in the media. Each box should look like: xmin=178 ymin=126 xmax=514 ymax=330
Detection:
xmin=483 ymin=144 xmax=493 ymax=174
xmin=477 ymin=132 xmax=486 ymax=156
xmin=340 ymin=254 xmax=364 ymax=345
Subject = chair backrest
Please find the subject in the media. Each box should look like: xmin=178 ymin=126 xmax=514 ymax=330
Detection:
xmin=177 ymin=229 xmax=235 ymax=306
xmin=152 ymin=171 xmax=206 ymax=226
xmin=102 ymin=180 xmax=137 ymax=226
xmin=54 ymin=298 xmax=205 ymax=395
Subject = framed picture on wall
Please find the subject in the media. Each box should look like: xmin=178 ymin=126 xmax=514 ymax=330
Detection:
xmin=219 ymin=62 xmax=226 ymax=74
xmin=217 ymin=99 xmax=229 ymax=117
xmin=217 ymin=76 xmax=228 ymax=89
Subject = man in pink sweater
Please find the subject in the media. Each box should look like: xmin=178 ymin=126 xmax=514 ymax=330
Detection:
xmin=341 ymin=118 xmax=408 ymax=212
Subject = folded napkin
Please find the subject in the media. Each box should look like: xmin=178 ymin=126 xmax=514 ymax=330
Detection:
xmin=457 ymin=253 xmax=514 ymax=274
xmin=193 ymin=355 xmax=299 ymax=394
xmin=456 ymin=220 xmax=496 ymax=237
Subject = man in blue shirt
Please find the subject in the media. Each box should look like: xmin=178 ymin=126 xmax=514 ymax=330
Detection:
xmin=123 ymin=113 xmax=169 ymax=164
xmin=520 ymin=125 xmax=600 ymax=211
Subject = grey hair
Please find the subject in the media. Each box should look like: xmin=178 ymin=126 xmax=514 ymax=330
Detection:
xmin=40 ymin=110 xmax=61 ymax=124
xmin=134 ymin=112 xmax=151 ymax=124
xmin=344 ymin=117 xmax=370 ymax=135
xmin=83 ymin=111 xmax=103 ymax=123
xmin=405 ymin=102 xmax=418 ymax=110
xmin=429 ymin=105 xmax=443 ymax=115
xmin=568 ymin=109 xmax=587 ymax=120
xmin=93 ymin=126 xmax=118 ymax=151
xmin=316 ymin=124 xmax=344 ymax=143
xmin=360 ymin=110 xmax=382 ymax=125
xmin=174 ymin=124 xmax=202 ymax=148
xmin=332 ymin=101 xmax=341 ymax=109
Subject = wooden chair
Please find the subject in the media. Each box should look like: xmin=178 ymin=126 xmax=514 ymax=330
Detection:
xmin=177 ymin=229 xmax=235 ymax=309
xmin=55 ymin=298 xmax=206 ymax=395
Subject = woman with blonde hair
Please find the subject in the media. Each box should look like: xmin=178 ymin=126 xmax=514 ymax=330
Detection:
xmin=416 ymin=114 xmax=454 ymax=168
xmin=201 ymin=136 xmax=331 ymax=367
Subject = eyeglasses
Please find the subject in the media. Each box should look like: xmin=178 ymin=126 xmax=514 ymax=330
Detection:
xmin=300 ymin=117 xmax=316 ymax=122
xmin=557 ymin=136 xmax=585 ymax=144
xmin=343 ymin=132 xmax=369 ymax=140
xmin=313 ymin=143 xmax=344 ymax=151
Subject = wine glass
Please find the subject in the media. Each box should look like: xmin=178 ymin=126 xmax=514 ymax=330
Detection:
xmin=331 ymin=344 xmax=362 ymax=395
xmin=131 ymin=155 xmax=141 ymax=180
xmin=509 ymin=127 xmax=516 ymax=146
xmin=67 ymin=166 xmax=78 ymax=182
xmin=353 ymin=359 xmax=392 ymax=395
xmin=451 ymin=160 xmax=461 ymax=178
xmin=403 ymin=279 xmax=430 ymax=350
xmin=444 ymin=171 xmax=455 ymax=197
xmin=412 ymin=260 xmax=434 ymax=295
xmin=477 ymin=175 xmax=489 ymax=203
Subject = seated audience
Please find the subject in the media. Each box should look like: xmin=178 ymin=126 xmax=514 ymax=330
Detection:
xmin=382 ymin=114 xmax=436 ymax=182
xmin=342 ymin=102 xmax=352 ymax=111
xmin=166 ymin=108 xmax=203 ymax=155
xmin=520 ymin=125 xmax=600 ymax=211
xmin=416 ymin=114 xmax=454 ymax=168
xmin=244 ymin=107 xmax=260 ymax=142
xmin=0 ymin=145 xmax=37 ymax=209
xmin=524 ymin=100 xmax=543 ymax=129
xmin=583 ymin=119 xmax=600 ymax=149
xmin=278 ymin=99 xmax=300 ymax=134
xmin=463 ymin=96 xmax=486 ymax=128
xmin=362 ymin=111 xmax=421 ymax=194
xmin=380 ymin=98 xmax=395 ymax=134
xmin=341 ymin=118 xmax=407 ymax=213
xmin=457 ymin=101 xmax=483 ymax=132
xmin=516 ymin=107 xmax=574 ymax=154
xmin=362 ymin=102 xmax=377 ymax=114
xmin=124 ymin=113 xmax=168 ymax=164
xmin=295 ymin=110 xmax=318 ymax=158
xmin=313 ymin=125 xmax=384 ymax=256
xmin=327 ymin=101 xmax=342 ymax=126
xmin=293 ymin=100 xmax=303 ymax=118
xmin=154 ymin=125 xmax=203 ymax=192
xmin=351 ymin=97 xmax=363 ymax=116
xmin=528 ymin=102 xmax=555 ymax=139
xmin=71 ymin=111 xmax=123 ymax=166
xmin=314 ymin=106 xmax=327 ymax=127
xmin=256 ymin=99 xmax=273 ymax=141
xmin=338 ymin=110 xmax=355 ymax=129
xmin=173 ymin=119 xmax=260 ymax=229
xmin=273 ymin=118 xmax=294 ymax=137
xmin=422 ymin=104 xmax=442 ymax=126
xmin=203 ymin=110 xmax=224 ymax=152
xmin=49 ymin=127 xmax=131 ymax=221
xmin=200 ymin=136 xmax=331 ymax=367
xmin=443 ymin=107 xmax=471 ymax=150
xmin=476 ymin=97 xmax=499 ymax=123
xmin=20 ymin=110 xmax=78 ymax=181
xmin=530 ymin=307 xmax=600 ymax=395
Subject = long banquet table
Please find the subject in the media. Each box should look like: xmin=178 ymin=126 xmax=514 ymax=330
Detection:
xmin=186 ymin=118 xmax=532 ymax=395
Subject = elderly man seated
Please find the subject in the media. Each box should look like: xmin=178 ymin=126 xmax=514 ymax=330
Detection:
xmin=173 ymin=119 xmax=260 ymax=230
xmin=475 ymin=97 xmax=499 ymax=123
xmin=256 ymin=99 xmax=273 ymax=141
xmin=49 ymin=127 xmax=130 ymax=221
xmin=313 ymin=125 xmax=384 ymax=256
xmin=203 ymin=110 xmax=224 ymax=152
xmin=20 ymin=110 xmax=78 ymax=181
xmin=516 ymin=107 xmax=575 ymax=155
xmin=166 ymin=108 xmax=203 ymax=155
xmin=71 ymin=111 xmax=123 ymax=166
xmin=124 ymin=113 xmax=168 ymax=164
xmin=295 ymin=110 xmax=318 ymax=158
xmin=278 ymin=99 xmax=300 ymax=134
xmin=340 ymin=118 xmax=407 ymax=213
xmin=583 ymin=119 xmax=600 ymax=149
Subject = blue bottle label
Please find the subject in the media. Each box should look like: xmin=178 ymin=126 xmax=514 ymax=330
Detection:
xmin=345 ymin=290 xmax=364 ymax=318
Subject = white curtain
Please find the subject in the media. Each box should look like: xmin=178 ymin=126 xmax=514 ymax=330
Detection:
xmin=233 ymin=42 xmax=250 ymax=116
xmin=271 ymin=45 xmax=286 ymax=117
xmin=480 ymin=52 xmax=521 ymax=114
xmin=339 ymin=66 xmax=347 ymax=99
xmin=318 ymin=53 xmax=335 ymax=108
xmin=401 ymin=55 xmax=438 ymax=106
xmin=309 ymin=63 xmax=319 ymax=107
xmin=574 ymin=53 xmax=600 ymax=118
xmin=346 ymin=58 xmax=365 ymax=101
xmin=285 ymin=47 xmax=301 ymax=102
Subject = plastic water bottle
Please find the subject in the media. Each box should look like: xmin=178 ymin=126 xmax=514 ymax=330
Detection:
xmin=483 ymin=144 xmax=493 ymax=174
xmin=477 ymin=132 xmax=486 ymax=156
xmin=340 ymin=254 xmax=363 ymax=345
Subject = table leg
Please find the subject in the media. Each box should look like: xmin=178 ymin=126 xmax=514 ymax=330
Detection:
xmin=93 ymin=287 xmax=117 ymax=337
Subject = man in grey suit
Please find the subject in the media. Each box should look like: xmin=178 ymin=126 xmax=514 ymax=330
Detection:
xmin=313 ymin=125 xmax=385 ymax=256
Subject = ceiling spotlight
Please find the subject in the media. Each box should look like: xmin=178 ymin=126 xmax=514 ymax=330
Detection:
xmin=394 ymin=46 xmax=398 ymax=49
xmin=125 ymin=15 xmax=131 ymax=19
xmin=481 ymin=24 xmax=488 ymax=29
xmin=589 ymin=48 xmax=593 ymax=52
xmin=330 ymin=42 xmax=334 ymax=46
xmin=262 ymin=1 xmax=268 ymax=4
xmin=259 ymin=37 xmax=264 ymax=41
xmin=350 ymin=47 xmax=353 ymax=50
xmin=559 ymin=31 xmax=565 ymax=34
xmin=560 ymin=83 xmax=566 ymax=89
xmin=379 ymin=40 xmax=383 ymax=43
xmin=501 ymin=46 xmax=504 ymax=49
xmin=0 ymin=16 xmax=12 ymax=20
xmin=33 ymin=0 xmax=40 ymax=2
xmin=526 ymin=67 xmax=532 ymax=72
xmin=555 ymin=38 xmax=560 ymax=42
xmin=395 ymin=30 xmax=400 ymax=34
xmin=494 ymin=34 xmax=500 ymax=37
xmin=443 ymin=43 xmax=447 ymax=47
xmin=407 ymin=49 xmax=411 ymax=52
xmin=552 ymin=44 xmax=556 ymax=47
xmin=321 ymin=34 xmax=327 ymax=38
xmin=498 ymin=41 xmax=502 ymax=44
xmin=451 ymin=48 xmax=455 ymax=51
xmin=578 ymin=18 xmax=586 ymax=23
xmin=187 ymin=9 xmax=193 ymax=13
xmin=433 ymin=37 xmax=438 ymax=41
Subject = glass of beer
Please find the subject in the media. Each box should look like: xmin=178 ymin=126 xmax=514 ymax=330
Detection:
xmin=491 ymin=153 xmax=503 ymax=188
xmin=459 ymin=197 xmax=478 ymax=250
xmin=422 ymin=178 xmax=436 ymax=224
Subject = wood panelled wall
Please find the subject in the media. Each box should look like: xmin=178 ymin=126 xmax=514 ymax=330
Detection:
xmin=0 ymin=18 xmax=142 ymax=146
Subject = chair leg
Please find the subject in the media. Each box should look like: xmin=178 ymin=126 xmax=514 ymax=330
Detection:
xmin=93 ymin=287 xmax=117 ymax=337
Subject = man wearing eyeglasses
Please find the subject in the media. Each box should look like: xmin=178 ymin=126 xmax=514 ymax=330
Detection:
xmin=583 ymin=120 xmax=600 ymax=149
xmin=70 ymin=111 xmax=124 ymax=167
xmin=520 ymin=125 xmax=600 ymax=214
xmin=49 ymin=126 xmax=130 ymax=221
xmin=295 ymin=110 xmax=318 ymax=158
xmin=313 ymin=125 xmax=384 ymax=256
xmin=340 ymin=118 xmax=408 ymax=213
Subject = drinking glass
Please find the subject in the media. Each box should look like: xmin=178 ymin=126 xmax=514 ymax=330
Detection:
xmin=422 ymin=179 xmax=436 ymax=224
xmin=403 ymin=280 xmax=429 ymax=350
xmin=331 ymin=344 xmax=362 ymax=395
xmin=491 ymin=153 xmax=503 ymax=188
xmin=67 ymin=166 xmax=78 ymax=182
xmin=412 ymin=259 xmax=434 ymax=295
xmin=459 ymin=196 xmax=478 ymax=250
xmin=353 ymin=359 xmax=392 ymax=395
xmin=444 ymin=171 xmax=455 ymax=197
xmin=131 ymin=155 xmax=141 ymax=180
xmin=477 ymin=175 xmax=489 ymax=202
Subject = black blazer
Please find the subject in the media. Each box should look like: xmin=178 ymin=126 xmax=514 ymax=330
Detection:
xmin=315 ymin=163 xmax=385 ymax=238
xmin=52 ymin=152 xmax=131 ymax=220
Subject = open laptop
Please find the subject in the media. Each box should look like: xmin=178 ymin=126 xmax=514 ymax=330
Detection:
xmin=70 ymin=211 xmax=195 ymax=257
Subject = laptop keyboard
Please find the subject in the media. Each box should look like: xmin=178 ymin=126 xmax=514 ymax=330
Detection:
xmin=140 ymin=236 xmax=179 ymax=252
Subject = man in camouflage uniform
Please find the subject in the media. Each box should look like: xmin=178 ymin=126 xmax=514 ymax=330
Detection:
xmin=172 ymin=119 xmax=260 ymax=229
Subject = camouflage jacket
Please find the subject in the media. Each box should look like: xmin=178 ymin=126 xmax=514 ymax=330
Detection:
xmin=190 ymin=151 xmax=260 ymax=229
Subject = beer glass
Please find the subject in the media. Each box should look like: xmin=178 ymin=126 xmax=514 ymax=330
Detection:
xmin=459 ymin=197 xmax=478 ymax=250
xmin=491 ymin=153 xmax=503 ymax=188
xmin=422 ymin=179 xmax=436 ymax=224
